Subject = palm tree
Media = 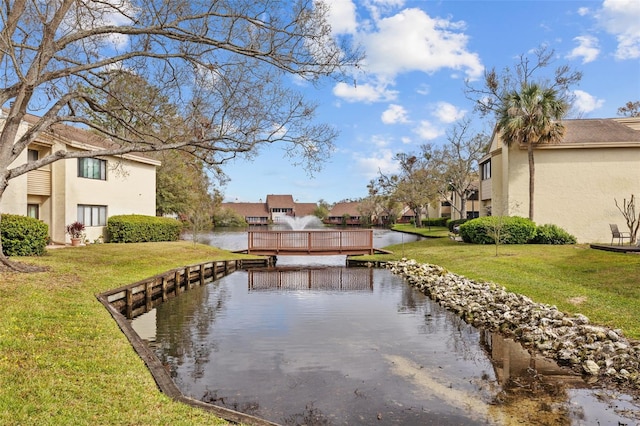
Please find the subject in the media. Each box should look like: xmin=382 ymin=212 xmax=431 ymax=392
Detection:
xmin=496 ymin=83 xmax=567 ymax=221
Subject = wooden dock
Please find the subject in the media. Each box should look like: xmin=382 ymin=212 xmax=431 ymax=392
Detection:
xmin=245 ymin=229 xmax=380 ymax=256
xmin=590 ymin=243 xmax=640 ymax=253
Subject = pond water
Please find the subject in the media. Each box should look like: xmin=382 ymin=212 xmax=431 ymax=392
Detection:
xmin=130 ymin=228 xmax=640 ymax=425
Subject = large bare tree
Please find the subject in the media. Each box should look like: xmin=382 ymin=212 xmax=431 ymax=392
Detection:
xmin=0 ymin=0 xmax=360 ymax=271
xmin=378 ymin=149 xmax=443 ymax=228
xmin=465 ymin=45 xmax=581 ymax=118
xmin=437 ymin=118 xmax=488 ymax=220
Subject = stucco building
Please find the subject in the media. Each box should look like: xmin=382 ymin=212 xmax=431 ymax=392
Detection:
xmin=479 ymin=117 xmax=640 ymax=243
xmin=1 ymin=113 xmax=159 ymax=244
xmin=221 ymin=194 xmax=318 ymax=225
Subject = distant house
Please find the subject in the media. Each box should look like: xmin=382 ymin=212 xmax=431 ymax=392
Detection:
xmin=1 ymin=113 xmax=160 ymax=244
xmin=221 ymin=202 xmax=270 ymax=225
xmin=325 ymin=201 xmax=363 ymax=226
xmin=479 ymin=117 xmax=640 ymax=243
xmin=397 ymin=205 xmax=417 ymax=224
xmin=265 ymin=194 xmax=295 ymax=223
xmin=222 ymin=196 xmax=421 ymax=227
xmin=438 ymin=182 xmax=480 ymax=220
xmin=221 ymin=194 xmax=318 ymax=225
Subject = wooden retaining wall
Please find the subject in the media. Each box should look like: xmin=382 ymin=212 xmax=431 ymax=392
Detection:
xmin=101 ymin=258 xmax=272 ymax=320
xmin=96 ymin=257 xmax=278 ymax=426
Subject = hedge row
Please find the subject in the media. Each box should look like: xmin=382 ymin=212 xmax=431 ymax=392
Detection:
xmin=107 ymin=215 xmax=182 ymax=243
xmin=458 ymin=216 xmax=576 ymax=245
xmin=421 ymin=217 xmax=448 ymax=227
xmin=1 ymin=214 xmax=48 ymax=256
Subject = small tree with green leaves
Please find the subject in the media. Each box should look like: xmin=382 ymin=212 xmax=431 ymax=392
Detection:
xmin=187 ymin=199 xmax=214 ymax=246
xmin=313 ymin=200 xmax=331 ymax=221
xmin=213 ymin=208 xmax=247 ymax=228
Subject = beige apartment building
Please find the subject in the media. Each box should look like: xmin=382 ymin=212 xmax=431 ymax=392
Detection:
xmin=1 ymin=113 xmax=159 ymax=244
xmin=479 ymin=117 xmax=640 ymax=244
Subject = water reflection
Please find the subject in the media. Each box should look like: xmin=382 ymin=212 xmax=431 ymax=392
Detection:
xmin=131 ymin=267 xmax=640 ymax=425
xmin=248 ymin=268 xmax=373 ymax=292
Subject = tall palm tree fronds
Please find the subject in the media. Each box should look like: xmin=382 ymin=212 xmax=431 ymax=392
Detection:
xmin=497 ymin=84 xmax=567 ymax=220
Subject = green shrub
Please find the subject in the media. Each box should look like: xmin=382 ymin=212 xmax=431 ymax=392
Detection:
xmin=447 ymin=218 xmax=468 ymax=232
xmin=213 ymin=207 xmax=247 ymax=228
xmin=532 ymin=223 xmax=577 ymax=245
xmin=459 ymin=216 xmax=536 ymax=244
xmin=422 ymin=217 xmax=448 ymax=227
xmin=1 ymin=214 xmax=48 ymax=256
xmin=107 ymin=215 xmax=182 ymax=243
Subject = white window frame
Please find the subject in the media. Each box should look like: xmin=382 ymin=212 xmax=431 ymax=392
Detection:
xmin=78 ymin=158 xmax=107 ymax=180
xmin=78 ymin=205 xmax=107 ymax=226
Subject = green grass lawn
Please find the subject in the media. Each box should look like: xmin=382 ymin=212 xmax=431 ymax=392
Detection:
xmin=0 ymin=242 xmax=256 ymax=426
xmin=364 ymin=226 xmax=640 ymax=339
xmin=2 ymin=235 xmax=640 ymax=424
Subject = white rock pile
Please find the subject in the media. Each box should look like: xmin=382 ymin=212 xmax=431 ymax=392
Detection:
xmin=387 ymin=259 xmax=640 ymax=391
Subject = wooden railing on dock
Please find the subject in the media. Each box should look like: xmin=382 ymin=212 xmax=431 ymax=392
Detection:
xmin=247 ymin=229 xmax=375 ymax=255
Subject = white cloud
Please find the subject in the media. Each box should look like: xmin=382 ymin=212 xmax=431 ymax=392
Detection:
xmin=64 ymin=0 xmax=137 ymax=50
xmin=371 ymin=134 xmax=392 ymax=147
xmin=432 ymin=101 xmax=466 ymax=123
xmin=573 ymin=90 xmax=604 ymax=113
xmin=325 ymin=0 xmax=358 ymax=35
xmin=361 ymin=8 xmax=483 ymax=80
xmin=416 ymin=84 xmax=430 ymax=95
xmin=567 ymin=35 xmax=600 ymax=63
xmin=332 ymin=81 xmax=398 ymax=103
xmin=577 ymin=7 xmax=590 ymax=16
xmin=364 ymin=0 xmax=406 ymax=21
xmin=353 ymin=148 xmax=399 ymax=178
xmin=381 ymin=104 xmax=409 ymax=124
xmin=596 ymin=0 xmax=640 ymax=59
xmin=414 ymin=120 xmax=444 ymax=140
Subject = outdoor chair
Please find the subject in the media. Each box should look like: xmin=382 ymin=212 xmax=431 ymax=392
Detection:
xmin=610 ymin=224 xmax=632 ymax=245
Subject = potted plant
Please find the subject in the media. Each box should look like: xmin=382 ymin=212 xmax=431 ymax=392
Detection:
xmin=66 ymin=221 xmax=85 ymax=246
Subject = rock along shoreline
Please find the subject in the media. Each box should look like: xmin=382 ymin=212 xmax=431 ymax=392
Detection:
xmin=386 ymin=259 xmax=640 ymax=394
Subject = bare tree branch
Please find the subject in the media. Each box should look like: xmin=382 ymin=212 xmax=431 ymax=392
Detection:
xmin=0 ymin=0 xmax=361 ymax=270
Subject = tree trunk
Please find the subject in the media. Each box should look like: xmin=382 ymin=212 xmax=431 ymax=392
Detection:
xmin=528 ymin=143 xmax=535 ymax=221
xmin=413 ymin=205 xmax=422 ymax=227
xmin=460 ymin=197 xmax=467 ymax=220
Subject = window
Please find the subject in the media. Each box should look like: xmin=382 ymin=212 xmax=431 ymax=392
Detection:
xmin=481 ymin=160 xmax=491 ymax=180
xmin=78 ymin=158 xmax=107 ymax=180
xmin=28 ymin=149 xmax=39 ymax=162
xmin=27 ymin=204 xmax=39 ymax=219
xmin=78 ymin=205 xmax=107 ymax=226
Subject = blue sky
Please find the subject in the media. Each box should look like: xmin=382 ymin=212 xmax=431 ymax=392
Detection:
xmin=220 ymin=0 xmax=640 ymax=204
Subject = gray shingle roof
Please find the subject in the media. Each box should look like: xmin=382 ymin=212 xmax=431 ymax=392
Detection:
xmin=561 ymin=118 xmax=640 ymax=144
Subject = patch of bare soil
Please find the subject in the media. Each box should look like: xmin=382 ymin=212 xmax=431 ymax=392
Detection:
xmin=567 ymin=296 xmax=588 ymax=306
